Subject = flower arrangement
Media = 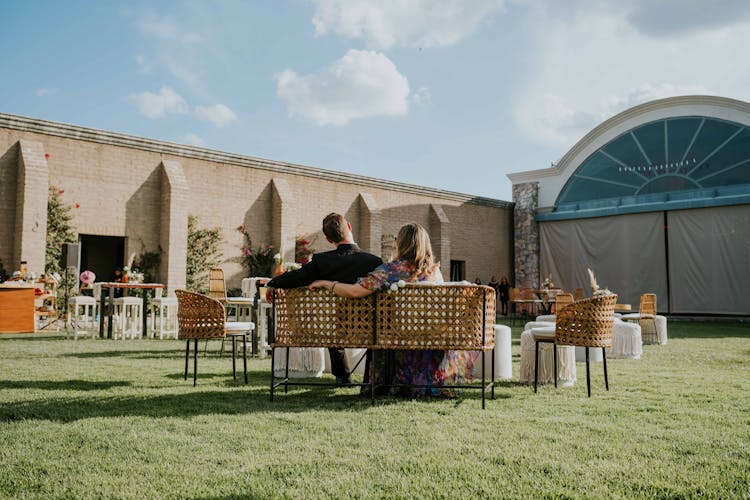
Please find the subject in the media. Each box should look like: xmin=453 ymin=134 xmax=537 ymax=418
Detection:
xmin=295 ymin=236 xmax=315 ymax=264
xmin=237 ymin=224 xmax=276 ymax=277
xmin=587 ymin=268 xmax=614 ymax=297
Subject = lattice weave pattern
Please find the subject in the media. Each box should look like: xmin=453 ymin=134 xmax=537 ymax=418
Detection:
xmin=274 ymin=288 xmax=375 ymax=348
xmin=555 ymin=294 xmax=617 ymax=348
xmin=175 ymin=289 xmax=227 ymax=340
xmin=274 ymin=284 xmax=495 ymax=351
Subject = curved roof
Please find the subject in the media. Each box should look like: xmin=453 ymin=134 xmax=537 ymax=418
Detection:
xmin=508 ymin=96 xmax=750 ymax=220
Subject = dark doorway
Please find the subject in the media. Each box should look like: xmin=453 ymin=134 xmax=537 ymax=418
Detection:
xmin=79 ymin=235 xmax=125 ymax=283
xmin=450 ymin=260 xmax=465 ymax=282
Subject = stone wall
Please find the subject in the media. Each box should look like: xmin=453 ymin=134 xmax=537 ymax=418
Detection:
xmin=513 ymin=182 xmax=539 ymax=288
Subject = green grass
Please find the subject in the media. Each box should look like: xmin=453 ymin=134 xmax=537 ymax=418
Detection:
xmin=1 ymin=321 xmax=749 ymax=499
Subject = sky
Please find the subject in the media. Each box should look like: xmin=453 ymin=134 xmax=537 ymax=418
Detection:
xmin=2 ymin=0 xmax=750 ymax=201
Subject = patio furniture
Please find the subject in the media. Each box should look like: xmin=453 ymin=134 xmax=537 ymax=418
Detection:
xmin=536 ymin=292 xmax=574 ymax=323
xmin=208 ymin=268 xmax=254 ymax=322
xmin=175 ymin=290 xmax=254 ymax=386
xmin=271 ymin=284 xmax=496 ymax=408
xmin=98 ymin=282 xmax=164 ymax=339
xmin=112 ymin=296 xmax=143 ymax=340
xmin=149 ymin=294 xmax=178 ymax=339
xmin=67 ymin=295 xmax=98 ymax=340
xmin=532 ymin=294 xmax=617 ymax=396
xmin=621 ymin=293 xmax=658 ymax=344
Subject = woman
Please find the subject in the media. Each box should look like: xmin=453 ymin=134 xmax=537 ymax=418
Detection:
xmin=309 ymin=223 xmax=478 ymax=396
xmin=498 ymin=276 xmax=511 ymax=316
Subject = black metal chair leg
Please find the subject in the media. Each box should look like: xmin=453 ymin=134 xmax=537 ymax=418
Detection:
xmin=602 ymin=347 xmax=609 ymax=391
xmin=184 ymin=340 xmax=189 ymax=380
xmin=534 ymin=340 xmax=539 ymax=393
xmin=553 ymin=342 xmax=558 ymax=388
xmin=481 ymin=348 xmax=486 ymax=410
xmin=243 ymin=334 xmax=248 ymax=384
xmin=491 ymin=348 xmax=495 ymax=400
xmin=284 ymin=347 xmax=290 ymax=393
xmin=193 ymin=339 xmax=198 ymax=387
xmin=585 ymin=346 xmax=591 ymax=397
xmin=232 ymin=335 xmax=237 ymax=381
xmin=270 ymin=349 xmax=276 ymax=402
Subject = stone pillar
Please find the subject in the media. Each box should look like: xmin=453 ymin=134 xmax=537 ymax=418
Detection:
xmin=357 ymin=192 xmax=382 ymax=256
xmin=513 ymin=182 xmax=539 ymax=289
xmin=429 ymin=204 xmax=451 ymax=279
xmin=271 ymin=178 xmax=295 ymax=263
xmin=159 ymin=161 xmax=189 ymax=295
xmin=15 ymin=140 xmax=49 ymax=274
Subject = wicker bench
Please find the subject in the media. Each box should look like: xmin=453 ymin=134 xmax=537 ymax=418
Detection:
xmin=270 ymin=283 xmax=497 ymax=408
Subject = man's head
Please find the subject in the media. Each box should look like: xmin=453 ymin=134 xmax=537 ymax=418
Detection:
xmin=322 ymin=213 xmax=352 ymax=245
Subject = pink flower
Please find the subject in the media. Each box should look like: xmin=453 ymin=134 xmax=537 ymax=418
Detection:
xmin=74 ymin=202 xmax=80 ymax=208
xmin=244 ymin=249 xmax=251 ymax=255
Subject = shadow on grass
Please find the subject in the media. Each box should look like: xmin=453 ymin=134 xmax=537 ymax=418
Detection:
xmin=62 ymin=350 xmax=184 ymax=359
xmin=0 ymin=376 xmax=509 ymax=422
xmin=0 ymin=380 xmax=132 ymax=391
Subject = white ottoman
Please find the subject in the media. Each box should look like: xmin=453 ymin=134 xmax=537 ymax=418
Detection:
xmin=655 ymin=315 xmax=668 ymax=345
xmin=535 ymin=314 xmax=556 ymax=323
xmin=273 ymin=347 xmax=325 ymax=378
xmin=575 ymin=346 xmax=604 ymax=362
xmin=471 ymin=324 xmax=512 ymax=380
xmin=519 ymin=329 xmax=576 ymax=386
xmin=607 ymin=320 xmax=643 ymax=359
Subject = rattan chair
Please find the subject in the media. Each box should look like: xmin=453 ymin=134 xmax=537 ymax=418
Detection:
xmin=175 ymin=290 xmax=254 ymax=386
xmin=554 ymin=292 xmax=574 ymax=312
xmin=532 ymin=294 xmax=617 ymax=397
xmin=574 ymin=288 xmax=584 ymax=301
xmin=209 ymin=268 xmax=254 ymax=321
xmin=621 ymin=293 xmax=657 ymax=344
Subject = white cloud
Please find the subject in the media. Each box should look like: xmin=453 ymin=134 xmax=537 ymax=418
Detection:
xmin=275 ymin=49 xmax=410 ymax=126
xmin=194 ymin=104 xmax=237 ymax=128
xmin=129 ymin=87 xmax=188 ymax=119
xmin=311 ymin=0 xmax=504 ymax=49
xmin=514 ymin=1 xmax=750 ymax=148
xmin=137 ymin=12 xmax=203 ymax=44
xmin=35 ymin=88 xmax=57 ymax=97
xmin=411 ymin=87 xmax=431 ymax=106
xmin=181 ymin=133 xmax=206 ymax=147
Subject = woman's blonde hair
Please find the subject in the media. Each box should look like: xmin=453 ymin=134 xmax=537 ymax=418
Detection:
xmin=395 ymin=223 xmax=439 ymax=279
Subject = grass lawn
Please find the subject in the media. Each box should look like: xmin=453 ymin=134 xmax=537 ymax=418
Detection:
xmin=1 ymin=321 xmax=749 ymax=498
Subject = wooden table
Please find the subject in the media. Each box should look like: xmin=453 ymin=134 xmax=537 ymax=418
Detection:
xmin=98 ymin=282 xmax=165 ymax=339
xmin=0 ymin=285 xmax=35 ymax=333
xmin=614 ymin=303 xmax=632 ymax=312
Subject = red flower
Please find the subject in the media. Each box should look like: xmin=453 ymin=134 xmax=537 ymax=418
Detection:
xmin=44 ymin=153 xmax=51 ymax=160
xmin=237 ymin=224 xmax=245 ymax=232
xmin=74 ymin=202 xmax=80 ymax=208
xmin=58 ymin=189 xmax=64 ymax=194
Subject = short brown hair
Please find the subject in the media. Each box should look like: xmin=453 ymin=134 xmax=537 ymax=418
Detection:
xmin=322 ymin=213 xmax=346 ymax=243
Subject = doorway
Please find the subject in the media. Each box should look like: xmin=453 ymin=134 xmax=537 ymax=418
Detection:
xmin=79 ymin=235 xmax=125 ymax=283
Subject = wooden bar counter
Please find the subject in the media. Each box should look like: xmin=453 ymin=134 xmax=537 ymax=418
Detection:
xmin=0 ymin=285 xmax=36 ymax=333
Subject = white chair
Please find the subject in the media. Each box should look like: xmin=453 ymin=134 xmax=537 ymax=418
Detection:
xmin=113 ymin=296 xmax=143 ymax=340
xmin=66 ymin=295 xmax=98 ymax=340
xmin=149 ymin=290 xmax=179 ymax=339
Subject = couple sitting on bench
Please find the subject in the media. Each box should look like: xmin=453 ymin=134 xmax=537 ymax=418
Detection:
xmin=268 ymin=213 xmax=480 ymax=397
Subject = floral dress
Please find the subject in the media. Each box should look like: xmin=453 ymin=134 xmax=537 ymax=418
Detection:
xmin=358 ymin=259 xmax=479 ymax=397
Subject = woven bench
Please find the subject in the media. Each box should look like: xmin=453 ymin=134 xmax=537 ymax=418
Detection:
xmin=270 ymin=283 xmax=497 ymax=408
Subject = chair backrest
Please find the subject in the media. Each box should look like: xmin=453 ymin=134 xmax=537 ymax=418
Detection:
xmin=208 ymin=268 xmax=227 ymax=301
xmin=520 ymin=288 xmax=536 ymax=300
xmin=509 ymin=287 xmax=520 ymax=301
xmin=639 ymin=293 xmax=657 ymax=315
xmin=574 ymin=288 xmax=584 ymax=300
xmin=555 ymin=293 xmax=574 ymax=311
xmin=175 ymin=290 xmax=226 ymax=340
xmin=555 ymin=294 xmax=617 ymax=348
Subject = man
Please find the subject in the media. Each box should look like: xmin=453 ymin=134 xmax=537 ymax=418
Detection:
xmin=267 ymin=213 xmax=382 ymax=384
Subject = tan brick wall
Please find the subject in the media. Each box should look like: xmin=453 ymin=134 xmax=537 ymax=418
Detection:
xmin=0 ymin=117 xmax=513 ymax=289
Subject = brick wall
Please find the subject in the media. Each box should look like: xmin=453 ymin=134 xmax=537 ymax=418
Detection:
xmin=0 ymin=114 xmax=514 ymax=290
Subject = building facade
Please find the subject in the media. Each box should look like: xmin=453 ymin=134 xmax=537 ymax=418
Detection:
xmin=508 ymin=95 xmax=750 ymax=315
xmin=0 ymin=113 xmax=514 ymax=293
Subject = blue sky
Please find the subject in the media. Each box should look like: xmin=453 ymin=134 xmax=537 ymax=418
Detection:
xmin=2 ymin=0 xmax=750 ymax=201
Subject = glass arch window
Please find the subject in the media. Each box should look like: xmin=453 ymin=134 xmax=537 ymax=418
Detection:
xmin=556 ymin=116 xmax=750 ymax=207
